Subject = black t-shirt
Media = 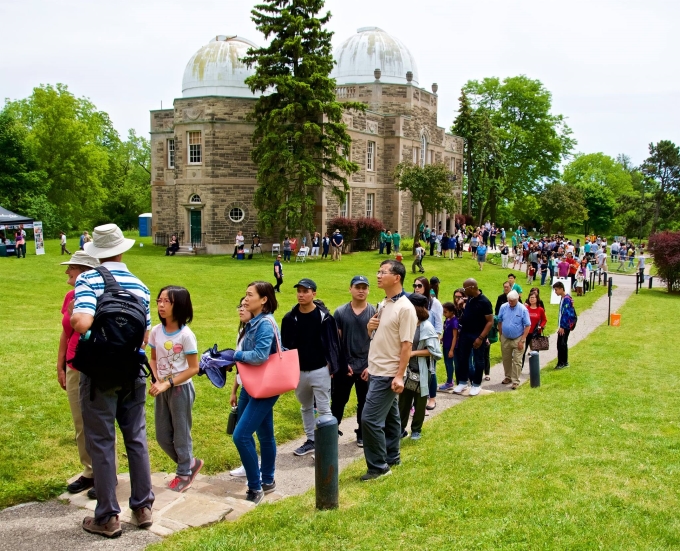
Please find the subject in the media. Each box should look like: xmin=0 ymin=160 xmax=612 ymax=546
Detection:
xmin=501 ymin=246 xmax=509 ymax=255
xmin=334 ymin=302 xmax=375 ymax=373
xmin=461 ymin=291 xmax=493 ymax=337
xmin=295 ymin=307 xmax=327 ymax=371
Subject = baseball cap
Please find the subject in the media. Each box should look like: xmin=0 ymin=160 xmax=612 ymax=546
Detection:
xmin=293 ymin=278 xmax=317 ymax=291
xmin=350 ymin=275 xmax=370 ymax=287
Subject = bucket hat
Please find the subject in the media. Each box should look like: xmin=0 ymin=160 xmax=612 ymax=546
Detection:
xmin=83 ymin=223 xmax=135 ymax=259
xmin=59 ymin=251 xmax=100 ymax=269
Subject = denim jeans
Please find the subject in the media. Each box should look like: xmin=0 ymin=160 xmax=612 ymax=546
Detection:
xmin=456 ymin=334 xmax=487 ymax=386
xmin=362 ymin=376 xmax=401 ymax=473
xmin=283 ymin=250 xmax=291 ymax=261
xmin=234 ymin=387 xmax=278 ymax=491
xmin=443 ymin=353 xmax=455 ymax=384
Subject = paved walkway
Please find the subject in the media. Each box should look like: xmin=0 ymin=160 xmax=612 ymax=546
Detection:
xmin=0 ymin=277 xmax=636 ymax=551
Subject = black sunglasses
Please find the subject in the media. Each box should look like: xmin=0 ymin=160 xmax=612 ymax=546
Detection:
xmin=413 ymin=283 xmax=424 ymax=289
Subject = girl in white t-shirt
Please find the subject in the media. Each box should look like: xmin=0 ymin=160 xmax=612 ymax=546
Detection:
xmin=149 ymin=286 xmax=202 ymax=492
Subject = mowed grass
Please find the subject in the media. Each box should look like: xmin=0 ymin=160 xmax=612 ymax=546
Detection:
xmin=0 ymin=236 xmax=605 ymax=508
xmin=151 ymin=288 xmax=680 ymax=551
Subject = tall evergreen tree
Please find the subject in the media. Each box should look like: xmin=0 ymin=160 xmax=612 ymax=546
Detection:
xmin=243 ymin=0 xmax=363 ymax=235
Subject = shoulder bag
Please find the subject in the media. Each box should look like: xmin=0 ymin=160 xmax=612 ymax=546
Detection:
xmin=530 ymin=328 xmax=550 ymax=351
xmin=236 ymin=318 xmax=300 ymax=399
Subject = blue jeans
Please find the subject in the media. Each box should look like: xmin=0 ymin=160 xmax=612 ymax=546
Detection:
xmin=455 ymin=334 xmax=487 ymax=386
xmin=234 ymin=387 xmax=278 ymax=491
xmin=444 ymin=353 xmax=455 ymax=384
xmin=283 ymin=250 xmax=291 ymax=261
xmin=541 ymin=270 xmax=548 ymax=285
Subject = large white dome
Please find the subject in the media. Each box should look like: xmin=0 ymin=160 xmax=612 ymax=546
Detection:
xmin=331 ymin=27 xmax=419 ymax=86
xmin=182 ymin=35 xmax=260 ymax=98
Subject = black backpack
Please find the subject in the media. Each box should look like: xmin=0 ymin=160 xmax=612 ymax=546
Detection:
xmin=71 ymin=267 xmax=151 ymax=392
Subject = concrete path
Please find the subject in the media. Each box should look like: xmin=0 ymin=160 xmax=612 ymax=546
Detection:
xmin=0 ymin=277 xmax=636 ymax=551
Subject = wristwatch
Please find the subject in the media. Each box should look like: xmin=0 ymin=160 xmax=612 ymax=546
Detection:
xmin=168 ymin=377 xmax=174 ymax=388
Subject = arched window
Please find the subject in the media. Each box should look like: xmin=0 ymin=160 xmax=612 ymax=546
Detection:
xmin=189 ymin=194 xmax=201 ymax=204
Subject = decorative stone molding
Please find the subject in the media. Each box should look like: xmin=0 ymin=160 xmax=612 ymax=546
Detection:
xmin=184 ymin=107 xmax=204 ymax=121
xmin=367 ymin=120 xmax=378 ymax=134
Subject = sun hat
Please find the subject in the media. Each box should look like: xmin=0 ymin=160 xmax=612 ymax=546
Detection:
xmin=83 ymin=224 xmax=135 ymax=259
xmin=59 ymin=250 xmax=100 ymax=269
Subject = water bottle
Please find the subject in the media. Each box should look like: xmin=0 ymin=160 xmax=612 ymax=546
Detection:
xmin=81 ymin=330 xmax=91 ymax=341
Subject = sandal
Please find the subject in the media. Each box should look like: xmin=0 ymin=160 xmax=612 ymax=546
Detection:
xmin=484 ymin=376 xmax=491 ymax=381
xmin=511 ymin=383 xmax=519 ymax=390
xmin=501 ymin=378 xmax=512 ymax=385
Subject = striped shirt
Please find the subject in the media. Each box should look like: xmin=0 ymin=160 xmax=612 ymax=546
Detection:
xmin=73 ymin=261 xmax=151 ymax=328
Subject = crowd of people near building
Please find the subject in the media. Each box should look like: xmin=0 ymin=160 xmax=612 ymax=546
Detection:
xmin=56 ymin=222 xmax=588 ymax=539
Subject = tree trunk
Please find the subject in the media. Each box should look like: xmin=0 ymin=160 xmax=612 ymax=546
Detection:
xmin=651 ymin=194 xmax=661 ymax=234
xmin=466 ymin=145 xmax=473 ymax=216
xmin=489 ymin=185 xmax=497 ymax=223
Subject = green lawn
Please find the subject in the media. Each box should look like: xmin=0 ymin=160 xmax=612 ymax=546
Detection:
xmin=0 ymin=236 xmax=605 ymax=508
xmin=151 ymin=288 xmax=680 ymax=551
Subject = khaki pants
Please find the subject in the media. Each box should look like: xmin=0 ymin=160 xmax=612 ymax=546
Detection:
xmin=66 ymin=368 xmax=93 ymax=478
xmin=332 ymin=245 xmax=342 ymax=261
xmin=501 ymin=334 xmax=523 ymax=384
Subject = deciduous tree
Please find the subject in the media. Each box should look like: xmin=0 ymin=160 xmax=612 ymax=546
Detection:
xmin=640 ymin=140 xmax=680 ymax=233
xmin=538 ymin=182 xmax=587 ymax=234
xmin=394 ymin=162 xmax=456 ymax=243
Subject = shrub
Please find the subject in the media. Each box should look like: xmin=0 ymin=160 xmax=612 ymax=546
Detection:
xmin=354 ymin=217 xmax=384 ymax=251
xmin=648 ymin=231 xmax=680 ymax=292
xmin=327 ymin=217 xmax=356 ymax=252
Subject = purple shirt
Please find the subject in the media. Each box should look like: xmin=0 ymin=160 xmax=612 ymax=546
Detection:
xmin=442 ymin=316 xmax=459 ymax=350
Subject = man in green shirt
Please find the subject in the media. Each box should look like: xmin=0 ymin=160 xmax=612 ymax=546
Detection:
xmin=507 ymin=273 xmax=523 ymax=299
xmin=379 ymin=230 xmax=388 ymax=255
xmin=511 ymin=234 xmax=518 ymax=255
xmin=392 ymin=231 xmax=401 ymax=253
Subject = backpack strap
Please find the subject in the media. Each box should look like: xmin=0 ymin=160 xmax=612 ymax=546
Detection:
xmin=94 ymin=266 xmax=124 ymax=294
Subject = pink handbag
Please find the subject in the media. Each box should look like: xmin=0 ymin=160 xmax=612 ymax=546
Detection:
xmin=236 ymin=318 xmax=300 ymax=399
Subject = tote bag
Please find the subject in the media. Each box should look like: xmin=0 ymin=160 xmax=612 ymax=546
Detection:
xmin=236 ymin=318 xmax=300 ymax=399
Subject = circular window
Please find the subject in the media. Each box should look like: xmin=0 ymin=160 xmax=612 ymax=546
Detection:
xmin=229 ymin=207 xmax=245 ymax=223
xmin=189 ymin=194 xmax=201 ymax=204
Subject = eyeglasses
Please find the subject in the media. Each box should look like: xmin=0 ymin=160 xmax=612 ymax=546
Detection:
xmin=156 ymin=299 xmax=171 ymax=305
xmin=376 ymin=270 xmax=394 ymax=276
xmin=413 ymin=283 xmax=424 ymax=289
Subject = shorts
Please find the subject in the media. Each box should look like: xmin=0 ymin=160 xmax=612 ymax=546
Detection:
xmin=477 ymin=254 xmax=486 ymax=262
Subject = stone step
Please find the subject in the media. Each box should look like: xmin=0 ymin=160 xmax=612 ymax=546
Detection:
xmin=59 ymin=471 xmax=284 ymax=536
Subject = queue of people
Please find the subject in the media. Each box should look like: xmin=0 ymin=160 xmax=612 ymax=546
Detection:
xmin=57 ymin=222 xmax=585 ymax=539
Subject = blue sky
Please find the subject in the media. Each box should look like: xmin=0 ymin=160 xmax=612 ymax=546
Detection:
xmin=1 ymin=0 xmax=678 ymax=164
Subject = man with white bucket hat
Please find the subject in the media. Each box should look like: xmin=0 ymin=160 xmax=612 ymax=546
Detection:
xmin=70 ymin=224 xmax=154 ymax=538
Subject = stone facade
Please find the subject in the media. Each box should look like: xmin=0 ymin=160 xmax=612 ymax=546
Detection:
xmin=151 ymin=81 xmax=464 ymax=253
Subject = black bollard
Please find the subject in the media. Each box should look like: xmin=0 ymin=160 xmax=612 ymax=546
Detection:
xmin=315 ymin=415 xmax=339 ymax=510
xmin=649 ymin=276 xmax=653 ymax=289
xmin=529 ymin=351 xmax=540 ymax=387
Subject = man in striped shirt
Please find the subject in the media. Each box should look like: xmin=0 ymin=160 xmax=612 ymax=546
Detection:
xmin=70 ymin=224 xmax=154 ymax=538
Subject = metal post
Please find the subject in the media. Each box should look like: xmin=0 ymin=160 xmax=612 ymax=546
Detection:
xmin=607 ymin=277 xmax=613 ymax=325
xmin=314 ymin=415 xmax=339 ymax=510
xmin=529 ymin=351 xmax=541 ymax=387
xmin=649 ymin=276 xmax=653 ymax=289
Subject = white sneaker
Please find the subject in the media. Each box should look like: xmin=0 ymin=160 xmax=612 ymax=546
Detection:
xmin=230 ymin=461 xmax=261 ymax=477
xmin=229 ymin=465 xmax=246 ymax=477
xmin=452 ymin=383 xmax=468 ymax=394
xmin=469 ymin=385 xmax=482 ymax=396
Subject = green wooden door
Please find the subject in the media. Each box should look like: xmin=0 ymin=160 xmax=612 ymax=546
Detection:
xmin=190 ymin=210 xmax=202 ymax=246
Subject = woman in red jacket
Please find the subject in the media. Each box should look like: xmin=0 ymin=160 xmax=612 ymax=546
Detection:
xmin=522 ymin=291 xmax=547 ymax=370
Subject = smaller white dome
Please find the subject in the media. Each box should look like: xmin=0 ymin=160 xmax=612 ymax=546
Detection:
xmin=182 ymin=35 xmax=260 ymax=99
xmin=331 ymin=27 xmax=419 ymax=86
